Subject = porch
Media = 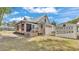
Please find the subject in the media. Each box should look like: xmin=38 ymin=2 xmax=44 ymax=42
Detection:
xmin=16 ymin=21 xmax=45 ymax=37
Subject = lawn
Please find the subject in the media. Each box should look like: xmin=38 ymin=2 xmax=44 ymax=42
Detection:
xmin=0 ymin=31 xmax=79 ymax=51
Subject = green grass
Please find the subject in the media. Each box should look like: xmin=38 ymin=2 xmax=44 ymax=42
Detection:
xmin=0 ymin=31 xmax=79 ymax=51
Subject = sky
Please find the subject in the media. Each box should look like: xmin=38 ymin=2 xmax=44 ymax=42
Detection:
xmin=3 ymin=7 xmax=79 ymax=24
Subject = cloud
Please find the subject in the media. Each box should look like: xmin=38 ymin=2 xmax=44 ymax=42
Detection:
xmin=23 ymin=7 xmax=57 ymax=13
xmin=62 ymin=17 xmax=71 ymax=22
xmin=67 ymin=7 xmax=79 ymax=10
xmin=3 ymin=11 xmax=19 ymax=19
xmin=48 ymin=17 xmax=53 ymax=19
xmin=10 ymin=11 xmax=19 ymax=15
xmin=58 ymin=7 xmax=79 ymax=17
xmin=9 ymin=17 xmax=23 ymax=22
xmin=9 ymin=16 xmax=32 ymax=22
xmin=55 ymin=17 xmax=72 ymax=24
xmin=24 ymin=16 xmax=32 ymax=19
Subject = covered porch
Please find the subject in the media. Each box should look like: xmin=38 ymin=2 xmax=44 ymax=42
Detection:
xmin=16 ymin=21 xmax=45 ymax=36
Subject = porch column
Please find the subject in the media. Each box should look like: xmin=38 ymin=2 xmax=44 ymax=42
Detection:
xmin=19 ymin=23 xmax=21 ymax=32
xmin=24 ymin=23 xmax=26 ymax=33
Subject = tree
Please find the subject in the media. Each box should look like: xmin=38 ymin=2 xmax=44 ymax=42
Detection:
xmin=0 ymin=7 xmax=11 ymax=26
xmin=7 ymin=20 xmax=17 ymax=27
xmin=67 ymin=17 xmax=79 ymax=24
xmin=51 ymin=20 xmax=56 ymax=26
xmin=10 ymin=20 xmax=17 ymax=27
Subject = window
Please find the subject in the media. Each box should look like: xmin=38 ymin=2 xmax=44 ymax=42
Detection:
xmin=41 ymin=24 xmax=43 ymax=28
xmin=26 ymin=24 xmax=31 ymax=32
xmin=69 ymin=27 xmax=72 ymax=29
xmin=63 ymin=24 xmax=66 ymax=27
xmin=66 ymin=27 xmax=68 ymax=29
xmin=71 ymin=27 xmax=73 ymax=29
xmin=32 ymin=25 xmax=34 ymax=29
xmin=45 ymin=19 xmax=46 ymax=23
xmin=32 ymin=24 xmax=38 ymax=29
xmin=21 ymin=24 xmax=24 ymax=31
xmin=72 ymin=31 xmax=73 ymax=33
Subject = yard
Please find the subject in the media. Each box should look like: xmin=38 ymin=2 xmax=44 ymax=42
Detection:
xmin=0 ymin=31 xmax=79 ymax=51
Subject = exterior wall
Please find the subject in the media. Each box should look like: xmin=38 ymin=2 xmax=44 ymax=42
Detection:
xmin=52 ymin=25 xmax=56 ymax=32
xmin=45 ymin=25 xmax=52 ymax=35
xmin=20 ymin=22 xmax=25 ymax=33
xmin=16 ymin=23 xmax=22 ymax=33
xmin=45 ymin=25 xmax=55 ymax=35
xmin=55 ymin=24 xmax=77 ymax=39
xmin=51 ymin=25 xmax=56 ymax=36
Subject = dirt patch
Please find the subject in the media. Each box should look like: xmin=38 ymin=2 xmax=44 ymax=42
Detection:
xmin=0 ymin=31 xmax=79 ymax=51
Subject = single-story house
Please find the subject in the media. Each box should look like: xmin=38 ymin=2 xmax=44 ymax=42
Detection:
xmin=15 ymin=15 xmax=55 ymax=37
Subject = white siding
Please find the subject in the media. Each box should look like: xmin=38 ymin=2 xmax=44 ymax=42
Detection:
xmin=45 ymin=27 xmax=52 ymax=35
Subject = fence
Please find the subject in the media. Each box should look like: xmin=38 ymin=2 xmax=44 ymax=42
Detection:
xmin=55 ymin=24 xmax=77 ymax=39
xmin=0 ymin=26 xmax=15 ymax=31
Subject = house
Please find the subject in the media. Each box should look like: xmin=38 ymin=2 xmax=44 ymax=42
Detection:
xmin=16 ymin=15 xmax=55 ymax=37
xmin=55 ymin=23 xmax=79 ymax=39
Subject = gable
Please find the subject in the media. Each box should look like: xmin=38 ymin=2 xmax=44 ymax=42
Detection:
xmin=36 ymin=15 xmax=50 ymax=24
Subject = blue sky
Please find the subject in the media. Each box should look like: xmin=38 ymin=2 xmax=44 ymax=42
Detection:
xmin=3 ymin=7 xmax=79 ymax=24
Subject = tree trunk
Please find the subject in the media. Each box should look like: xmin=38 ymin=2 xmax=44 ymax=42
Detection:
xmin=0 ymin=14 xmax=4 ymax=26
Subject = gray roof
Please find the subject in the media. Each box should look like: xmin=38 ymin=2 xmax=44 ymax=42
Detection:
xmin=17 ymin=15 xmax=51 ymax=25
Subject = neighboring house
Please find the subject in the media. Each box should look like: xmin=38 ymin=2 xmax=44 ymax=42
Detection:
xmin=55 ymin=23 xmax=79 ymax=39
xmin=16 ymin=15 xmax=55 ymax=36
